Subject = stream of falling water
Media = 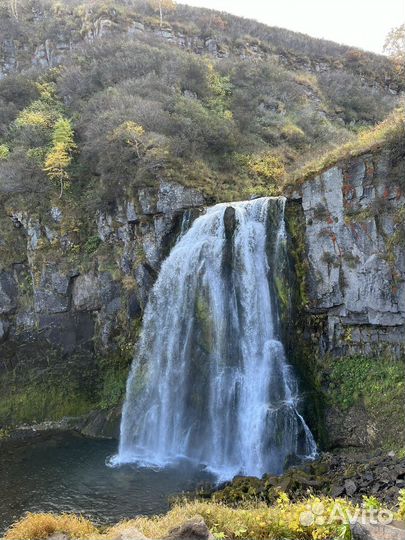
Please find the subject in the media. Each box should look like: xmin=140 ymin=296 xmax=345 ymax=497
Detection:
xmin=114 ymin=197 xmax=316 ymax=478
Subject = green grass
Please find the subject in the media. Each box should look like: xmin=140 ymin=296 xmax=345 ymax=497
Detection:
xmin=0 ymin=383 xmax=95 ymax=425
xmin=326 ymin=355 xmax=405 ymax=449
xmin=287 ymin=106 xmax=405 ymax=185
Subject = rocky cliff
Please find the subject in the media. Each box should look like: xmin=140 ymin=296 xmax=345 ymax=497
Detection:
xmin=287 ymin=144 xmax=405 ymax=451
xmin=0 ymin=180 xmax=204 ymax=428
xmin=301 ymin=150 xmax=405 ymax=357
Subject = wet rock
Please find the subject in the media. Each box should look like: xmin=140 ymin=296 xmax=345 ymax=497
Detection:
xmin=38 ymin=312 xmax=94 ymax=354
xmin=345 ymin=478 xmax=357 ymax=496
xmin=128 ymin=293 xmax=142 ymax=319
xmin=72 ymin=273 xmax=102 ymax=311
xmin=34 ymin=269 xmax=73 ymax=314
xmin=135 ymin=264 xmax=156 ymax=307
xmin=0 ymin=319 xmax=9 ymax=342
xmin=80 ymin=406 xmax=121 ymax=439
xmin=223 ymin=206 xmax=236 ymax=240
xmin=0 ymin=271 xmax=17 ymax=314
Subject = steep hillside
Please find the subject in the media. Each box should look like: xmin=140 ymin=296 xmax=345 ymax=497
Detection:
xmin=0 ymin=0 xmax=402 ymax=208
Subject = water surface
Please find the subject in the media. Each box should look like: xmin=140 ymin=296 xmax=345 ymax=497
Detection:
xmin=0 ymin=432 xmax=215 ymax=534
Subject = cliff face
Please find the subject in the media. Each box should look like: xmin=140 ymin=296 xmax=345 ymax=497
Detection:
xmin=290 ymin=146 xmax=405 ymax=451
xmin=301 ymin=150 xmax=405 ymax=357
xmin=0 ymin=181 xmax=204 ymax=428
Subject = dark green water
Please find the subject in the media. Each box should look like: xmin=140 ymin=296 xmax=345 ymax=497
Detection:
xmin=0 ymin=432 xmax=215 ymax=534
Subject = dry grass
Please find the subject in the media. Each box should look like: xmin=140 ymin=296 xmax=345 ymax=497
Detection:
xmin=287 ymin=106 xmax=405 ymax=186
xmin=4 ymin=498 xmax=354 ymax=540
xmin=4 ymin=512 xmax=99 ymax=540
xmin=104 ymin=497 xmax=354 ymax=540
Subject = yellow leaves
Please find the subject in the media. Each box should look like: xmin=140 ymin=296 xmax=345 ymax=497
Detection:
xmin=35 ymin=81 xmax=57 ymax=101
xmin=276 ymin=491 xmax=290 ymax=506
xmin=248 ymin=152 xmax=286 ymax=183
xmin=147 ymin=0 xmax=176 ymax=12
xmin=43 ymin=117 xmax=76 ymax=197
xmin=43 ymin=142 xmax=72 ymax=180
xmin=5 ymin=512 xmax=98 ymax=540
xmin=384 ymin=24 xmax=405 ymax=61
xmin=16 ymin=110 xmax=51 ymax=128
xmin=52 ymin=117 xmax=76 ymax=149
xmin=110 ymin=121 xmax=145 ymax=158
xmin=290 ymin=106 xmax=405 ymax=186
xmin=111 ymin=121 xmax=145 ymax=141
xmin=15 ymin=96 xmax=60 ymax=129
xmin=0 ymin=144 xmax=10 ymax=160
xmin=398 ymin=489 xmax=405 ymax=520
xmin=6 ymin=497 xmax=362 ymax=540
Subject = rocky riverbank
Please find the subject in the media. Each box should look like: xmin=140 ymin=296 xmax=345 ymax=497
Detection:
xmin=207 ymin=450 xmax=405 ymax=508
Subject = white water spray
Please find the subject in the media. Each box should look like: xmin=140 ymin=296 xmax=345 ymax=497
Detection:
xmin=115 ymin=197 xmax=316 ymax=478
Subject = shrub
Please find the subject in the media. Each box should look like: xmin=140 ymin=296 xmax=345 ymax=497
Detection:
xmin=0 ymin=143 xmax=9 ymax=159
xmin=5 ymin=513 xmax=98 ymax=540
xmin=247 ymin=151 xmax=285 ymax=183
xmin=398 ymin=489 xmax=405 ymax=520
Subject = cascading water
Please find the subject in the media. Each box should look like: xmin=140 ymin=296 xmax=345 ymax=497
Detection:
xmin=115 ymin=197 xmax=316 ymax=478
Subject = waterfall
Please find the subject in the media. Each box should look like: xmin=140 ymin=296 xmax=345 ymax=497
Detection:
xmin=115 ymin=197 xmax=316 ymax=478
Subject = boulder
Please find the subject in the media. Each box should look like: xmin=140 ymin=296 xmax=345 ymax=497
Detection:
xmin=345 ymin=478 xmax=358 ymax=496
xmin=112 ymin=527 xmax=149 ymax=540
xmin=352 ymin=520 xmax=405 ymax=540
xmin=164 ymin=516 xmax=214 ymax=540
xmin=80 ymin=406 xmax=122 ymax=439
xmin=72 ymin=273 xmax=101 ymax=311
xmin=34 ymin=268 xmax=73 ymax=314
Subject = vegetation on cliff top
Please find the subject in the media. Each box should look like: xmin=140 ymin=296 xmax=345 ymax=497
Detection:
xmin=0 ymin=0 xmax=401 ymax=212
xmin=288 ymin=106 xmax=405 ymax=185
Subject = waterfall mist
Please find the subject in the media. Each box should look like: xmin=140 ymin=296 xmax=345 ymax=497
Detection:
xmin=115 ymin=197 xmax=316 ymax=478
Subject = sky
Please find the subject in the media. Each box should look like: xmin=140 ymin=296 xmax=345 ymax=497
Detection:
xmin=183 ymin=0 xmax=405 ymax=54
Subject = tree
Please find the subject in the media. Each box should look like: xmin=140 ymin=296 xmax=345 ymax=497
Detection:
xmin=384 ymin=24 xmax=405 ymax=77
xmin=110 ymin=121 xmax=145 ymax=158
xmin=147 ymin=0 xmax=175 ymax=28
xmin=43 ymin=117 xmax=76 ymax=198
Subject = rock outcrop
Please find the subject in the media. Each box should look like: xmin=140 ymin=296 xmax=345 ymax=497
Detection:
xmin=299 ymin=150 xmax=405 ymax=357
xmin=286 ymin=145 xmax=405 ymax=451
xmin=0 ymin=180 xmax=204 ymax=428
xmin=352 ymin=520 xmax=405 ymax=540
